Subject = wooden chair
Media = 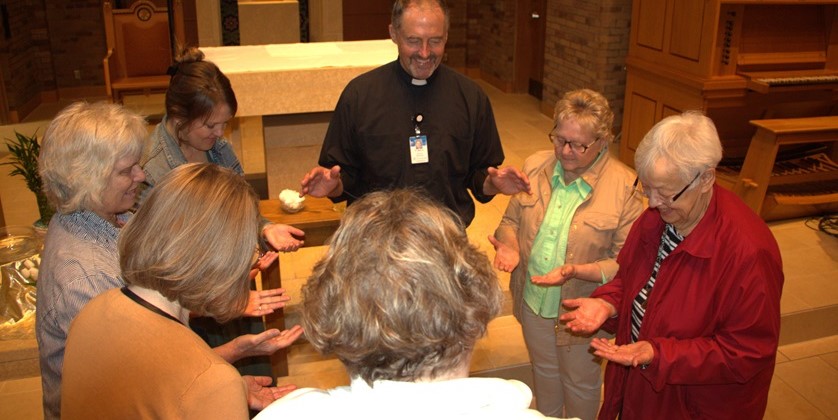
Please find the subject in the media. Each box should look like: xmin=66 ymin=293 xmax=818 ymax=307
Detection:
xmin=102 ymin=0 xmax=184 ymax=103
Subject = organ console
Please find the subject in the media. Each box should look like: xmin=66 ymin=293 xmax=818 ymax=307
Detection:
xmin=619 ymin=0 xmax=838 ymax=220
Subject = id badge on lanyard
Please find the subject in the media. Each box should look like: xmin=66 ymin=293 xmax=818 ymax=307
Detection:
xmin=410 ymin=113 xmax=428 ymax=164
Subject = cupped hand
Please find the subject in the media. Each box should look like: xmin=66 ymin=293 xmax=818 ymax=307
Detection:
xmin=263 ymin=224 xmax=304 ymax=252
xmin=558 ymin=297 xmax=614 ymax=335
xmin=233 ymin=325 xmax=304 ymax=359
xmin=251 ymin=251 xmax=279 ymax=275
xmin=590 ymin=337 xmax=654 ymax=368
xmin=531 ymin=264 xmax=576 ymax=286
xmin=487 ymin=235 xmax=519 ymax=272
xmin=243 ymin=375 xmax=298 ymax=410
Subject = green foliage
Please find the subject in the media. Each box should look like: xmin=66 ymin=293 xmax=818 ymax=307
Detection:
xmin=2 ymin=130 xmax=54 ymax=225
xmin=2 ymin=130 xmax=42 ymax=195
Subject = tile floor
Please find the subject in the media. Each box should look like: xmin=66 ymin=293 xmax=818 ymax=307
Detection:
xmin=1 ymin=82 xmax=837 ymax=419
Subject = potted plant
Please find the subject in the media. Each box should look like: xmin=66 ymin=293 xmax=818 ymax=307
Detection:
xmin=2 ymin=130 xmax=54 ymax=228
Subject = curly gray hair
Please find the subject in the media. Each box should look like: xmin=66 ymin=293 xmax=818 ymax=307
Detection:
xmin=302 ymin=189 xmax=502 ymax=384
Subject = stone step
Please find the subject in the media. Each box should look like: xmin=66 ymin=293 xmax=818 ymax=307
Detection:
xmin=779 ymin=304 xmax=838 ymax=345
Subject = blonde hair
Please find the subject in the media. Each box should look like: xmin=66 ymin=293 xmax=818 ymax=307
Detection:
xmin=118 ymin=163 xmax=260 ymax=322
xmin=39 ymin=101 xmax=146 ymax=213
xmin=553 ymin=88 xmax=615 ymax=144
xmin=302 ymin=189 xmax=502 ymax=384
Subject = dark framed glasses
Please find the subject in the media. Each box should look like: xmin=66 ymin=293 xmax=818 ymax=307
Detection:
xmin=633 ymin=172 xmax=701 ymax=204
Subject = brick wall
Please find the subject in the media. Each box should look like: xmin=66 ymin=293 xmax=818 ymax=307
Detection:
xmin=0 ymin=0 xmax=51 ymax=114
xmin=478 ymin=0 xmax=515 ymax=85
xmin=465 ymin=0 xmax=480 ymax=70
xmin=0 ymin=0 xmax=105 ymax=122
xmin=542 ymin=0 xmax=631 ymax=133
xmin=29 ymin=1 xmax=53 ymax=92
xmin=45 ymin=1 xmax=106 ymax=89
xmin=445 ymin=0 xmax=467 ymax=69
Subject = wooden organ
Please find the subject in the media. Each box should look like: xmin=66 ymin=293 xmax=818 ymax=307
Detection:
xmin=619 ymin=0 xmax=838 ymax=220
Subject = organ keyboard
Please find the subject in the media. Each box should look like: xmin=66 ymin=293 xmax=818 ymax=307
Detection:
xmin=757 ymin=76 xmax=838 ymax=86
xmin=743 ymin=70 xmax=838 ymax=94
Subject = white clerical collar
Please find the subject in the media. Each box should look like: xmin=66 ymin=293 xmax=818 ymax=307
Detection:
xmin=411 ymin=78 xmax=428 ymax=86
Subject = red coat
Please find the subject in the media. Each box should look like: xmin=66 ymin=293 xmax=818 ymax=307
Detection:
xmin=592 ymin=185 xmax=784 ymax=419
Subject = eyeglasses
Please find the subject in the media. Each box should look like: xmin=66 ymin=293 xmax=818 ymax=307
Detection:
xmin=548 ymin=125 xmax=598 ymax=154
xmin=633 ymin=172 xmax=701 ymax=204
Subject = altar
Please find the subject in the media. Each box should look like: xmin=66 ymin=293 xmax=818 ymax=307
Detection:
xmin=202 ymin=39 xmax=396 ymax=117
xmin=202 ymin=40 xmax=397 ymax=197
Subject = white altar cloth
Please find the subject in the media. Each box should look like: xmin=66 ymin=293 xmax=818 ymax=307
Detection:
xmin=202 ymin=39 xmax=397 ymax=117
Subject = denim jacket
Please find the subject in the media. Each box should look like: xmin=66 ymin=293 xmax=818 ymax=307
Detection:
xmin=139 ymin=116 xmax=243 ymax=204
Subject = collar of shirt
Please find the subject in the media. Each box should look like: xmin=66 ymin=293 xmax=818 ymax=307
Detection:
xmin=637 ymin=185 xmax=722 ymax=261
xmin=551 ymin=160 xmax=592 ymax=199
xmin=666 ymin=184 xmax=720 ymax=260
xmin=56 ymin=210 xmax=127 ymax=250
xmin=392 ymin=59 xmax=442 ymax=87
xmin=158 ymin=115 xmax=188 ymax=169
xmin=570 ymin=146 xmax=610 ymax=191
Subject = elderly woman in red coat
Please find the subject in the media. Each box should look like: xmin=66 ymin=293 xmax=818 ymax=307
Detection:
xmin=560 ymin=111 xmax=784 ymax=419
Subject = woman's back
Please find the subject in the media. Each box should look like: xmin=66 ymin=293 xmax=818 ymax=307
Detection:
xmin=61 ymin=289 xmax=249 ymax=420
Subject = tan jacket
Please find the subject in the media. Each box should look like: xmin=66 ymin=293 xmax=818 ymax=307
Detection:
xmin=496 ymin=149 xmax=644 ymax=346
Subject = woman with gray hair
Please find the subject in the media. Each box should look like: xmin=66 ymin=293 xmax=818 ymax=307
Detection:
xmin=490 ymin=88 xmax=644 ymax=419
xmin=36 ymin=101 xmax=147 ymax=419
xmin=61 ymin=163 xmax=294 ymax=418
xmin=256 ymin=189 xmax=565 ymax=419
xmin=560 ymin=111 xmax=784 ymax=419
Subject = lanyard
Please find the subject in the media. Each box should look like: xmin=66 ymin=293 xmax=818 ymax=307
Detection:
xmin=121 ymin=287 xmax=183 ymax=325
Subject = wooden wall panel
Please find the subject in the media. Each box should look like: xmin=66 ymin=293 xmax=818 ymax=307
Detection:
xmin=635 ymin=0 xmax=667 ymax=51
xmin=619 ymin=66 xmax=705 ymax=165
xmin=669 ymin=0 xmax=706 ymax=62
xmin=625 ymin=93 xmax=657 ymax=151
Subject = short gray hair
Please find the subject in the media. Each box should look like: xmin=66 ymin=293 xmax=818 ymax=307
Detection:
xmin=302 ymin=189 xmax=502 ymax=384
xmin=39 ymin=101 xmax=146 ymax=213
xmin=634 ymin=111 xmax=723 ymax=183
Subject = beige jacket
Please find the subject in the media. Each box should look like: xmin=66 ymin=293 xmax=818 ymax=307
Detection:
xmin=496 ymin=149 xmax=644 ymax=346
